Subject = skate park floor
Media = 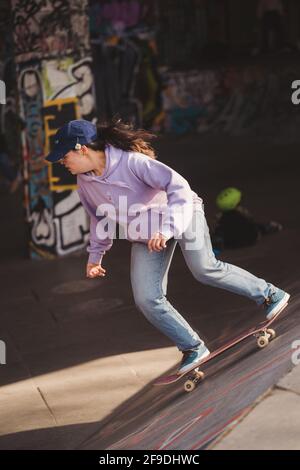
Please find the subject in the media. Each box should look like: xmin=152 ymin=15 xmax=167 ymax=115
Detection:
xmin=0 ymin=134 xmax=299 ymax=450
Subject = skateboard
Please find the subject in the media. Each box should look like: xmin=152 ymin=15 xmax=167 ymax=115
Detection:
xmin=153 ymin=300 xmax=290 ymax=393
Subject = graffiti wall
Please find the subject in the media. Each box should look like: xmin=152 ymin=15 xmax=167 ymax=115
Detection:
xmin=89 ymin=0 xmax=161 ymax=128
xmin=11 ymin=0 xmax=96 ymax=259
xmin=157 ymin=62 xmax=300 ymax=142
xmin=89 ymin=1 xmax=300 ymax=142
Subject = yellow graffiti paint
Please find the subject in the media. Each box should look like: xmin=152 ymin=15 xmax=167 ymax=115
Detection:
xmin=44 ymin=97 xmax=80 ymax=192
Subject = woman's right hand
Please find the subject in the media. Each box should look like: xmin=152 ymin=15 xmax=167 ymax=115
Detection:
xmin=86 ymin=263 xmax=106 ymax=279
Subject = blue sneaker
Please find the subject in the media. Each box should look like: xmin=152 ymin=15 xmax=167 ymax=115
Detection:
xmin=177 ymin=344 xmax=210 ymax=375
xmin=264 ymin=289 xmax=290 ymax=321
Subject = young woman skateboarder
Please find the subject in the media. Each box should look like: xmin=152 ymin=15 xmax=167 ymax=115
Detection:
xmin=46 ymin=118 xmax=290 ymax=375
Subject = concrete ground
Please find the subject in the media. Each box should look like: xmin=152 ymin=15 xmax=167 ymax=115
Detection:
xmin=211 ymin=364 xmax=300 ymax=450
xmin=0 ymin=246 xmax=182 ymax=449
xmin=0 ymin=134 xmax=299 ymax=449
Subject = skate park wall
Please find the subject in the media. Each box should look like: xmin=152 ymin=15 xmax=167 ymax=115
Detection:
xmin=90 ymin=0 xmax=300 ymax=142
xmin=6 ymin=0 xmax=98 ymax=260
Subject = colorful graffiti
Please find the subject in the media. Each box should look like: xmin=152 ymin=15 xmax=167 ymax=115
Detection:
xmin=28 ymin=190 xmax=89 ymax=259
xmin=158 ymin=63 xmax=300 ymax=140
xmin=17 ymin=62 xmax=92 ymax=259
xmin=91 ymin=38 xmax=142 ymax=126
xmin=44 ymin=96 xmax=79 ymax=192
xmin=88 ymin=2 xmax=300 ymax=138
xmin=90 ymin=0 xmax=160 ymax=127
xmin=89 ymin=0 xmax=151 ymax=36
xmin=11 ymin=0 xmax=95 ymax=259
xmin=11 ymin=0 xmax=90 ymax=62
xmin=18 ymin=64 xmax=49 ymax=218
xmin=42 ymin=57 xmax=96 ymax=121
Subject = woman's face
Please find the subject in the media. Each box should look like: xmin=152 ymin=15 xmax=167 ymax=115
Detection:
xmin=59 ymin=149 xmax=94 ymax=175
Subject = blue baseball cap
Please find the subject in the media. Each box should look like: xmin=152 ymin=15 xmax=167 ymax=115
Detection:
xmin=45 ymin=119 xmax=97 ymax=163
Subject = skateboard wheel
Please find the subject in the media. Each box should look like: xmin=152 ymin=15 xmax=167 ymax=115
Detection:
xmin=257 ymin=335 xmax=269 ymax=348
xmin=184 ymin=380 xmax=196 ymax=393
xmin=266 ymin=328 xmax=276 ymax=340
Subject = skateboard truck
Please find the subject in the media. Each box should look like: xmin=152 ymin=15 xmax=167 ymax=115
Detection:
xmin=184 ymin=370 xmax=205 ymax=393
xmin=255 ymin=328 xmax=276 ymax=348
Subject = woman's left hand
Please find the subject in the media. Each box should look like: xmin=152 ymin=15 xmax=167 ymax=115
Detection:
xmin=148 ymin=232 xmax=168 ymax=252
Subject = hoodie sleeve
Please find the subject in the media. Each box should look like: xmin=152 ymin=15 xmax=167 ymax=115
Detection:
xmin=77 ymin=188 xmax=113 ymax=265
xmin=128 ymin=153 xmax=194 ymax=240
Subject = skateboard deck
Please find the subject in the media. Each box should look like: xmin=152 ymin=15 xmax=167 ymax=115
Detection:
xmin=153 ymin=299 xmax=290 ymax=392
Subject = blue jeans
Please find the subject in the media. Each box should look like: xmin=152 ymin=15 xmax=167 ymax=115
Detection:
xmin=130 ymin=205 xmax=278 ymax=352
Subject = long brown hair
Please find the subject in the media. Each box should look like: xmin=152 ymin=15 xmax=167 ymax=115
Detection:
xmin=87 ymin=116 xmax=157 ymax=159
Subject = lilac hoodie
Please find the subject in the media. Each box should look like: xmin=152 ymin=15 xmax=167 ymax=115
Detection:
xmin=77 ymin=144 xmax=203 ymax=265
